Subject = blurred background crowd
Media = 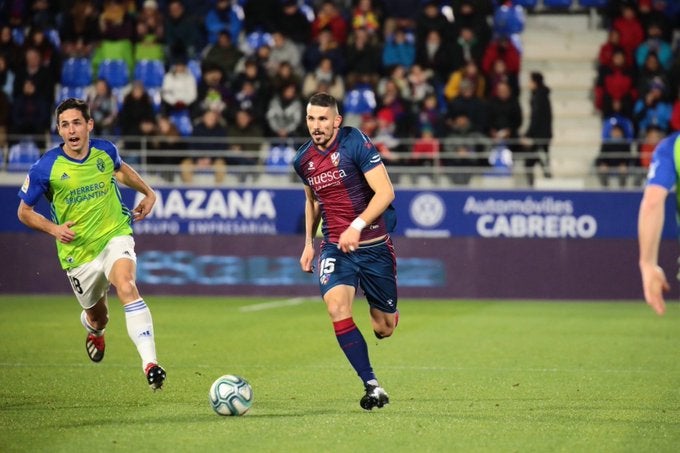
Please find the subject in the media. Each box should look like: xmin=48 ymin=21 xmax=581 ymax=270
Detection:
xmin=0 ymin=0 xmax=678 ymax=186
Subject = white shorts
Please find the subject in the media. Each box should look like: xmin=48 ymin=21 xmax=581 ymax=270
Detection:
xmin=66 ymin=236 xmax=137 ymax=309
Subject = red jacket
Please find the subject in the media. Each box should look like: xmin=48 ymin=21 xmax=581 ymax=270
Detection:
xmin=595 ymin=68 xmax=636 ymax=110
xmin=481 ymin=39 xmax=520 ymax=75
xmin=597 ymin=42 xmax=633 ymax=70
xmin=612 ymin=17 xmax=644 ymax=55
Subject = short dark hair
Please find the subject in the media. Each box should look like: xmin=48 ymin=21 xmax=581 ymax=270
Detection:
xmin=530 ymin=71 xmax=544 ymax=87
xmin=56 ymin=98 xmax=91 ymax=123
xmin=307 ymin=92 xmax=338 ymax=109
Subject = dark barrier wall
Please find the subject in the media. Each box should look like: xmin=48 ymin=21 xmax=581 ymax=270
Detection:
xmin=1 ymin=233 xmax=677 ymax=300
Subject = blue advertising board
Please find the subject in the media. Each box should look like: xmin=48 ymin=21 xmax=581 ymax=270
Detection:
xmin=126 ymin=187 xmax=305 ymax=235
xmin=0 ymin=186 xmax=676 ymax=239
xmin=0 ymin=186 xmax=307 ymax=235
xmin=392 ymin=189 xmax=678 ymax=239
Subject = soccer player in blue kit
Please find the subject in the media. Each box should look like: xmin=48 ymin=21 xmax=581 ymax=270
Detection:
xmin=638 ymin=131 xmax=680 ymax=316
xmin=295 ymin=92 xmax=399 ymax=410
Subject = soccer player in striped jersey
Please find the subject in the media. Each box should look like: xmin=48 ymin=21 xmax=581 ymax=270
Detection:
xmin=295 ymin=92 xmax=399 ymax=410
xmin=17 ymin=98 xmax=166 ymax=390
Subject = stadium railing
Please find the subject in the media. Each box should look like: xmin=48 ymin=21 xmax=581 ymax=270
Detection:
xmin=0 ymin=133 xmax=649 ymax=190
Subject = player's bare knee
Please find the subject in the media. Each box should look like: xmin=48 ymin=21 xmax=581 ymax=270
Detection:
xmin=326 ymin=305 xmax=350 ymax=321
xmin=324 ymin=297 xmax=352 ymax=321
xmin=113 ymin=278 xmax=138 ymax=301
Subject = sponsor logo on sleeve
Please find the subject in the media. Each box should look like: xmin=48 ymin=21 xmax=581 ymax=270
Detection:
xmin=21 ymin=175 xmax=30 ymax=193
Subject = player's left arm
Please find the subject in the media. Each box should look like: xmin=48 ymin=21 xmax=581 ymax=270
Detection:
xmin=115 ymin=162 xmax=157 ymax=221
xmin=360 ymin=163 xmax=396 ymax=225
xmin=337 ymin=163 xmax=395 ymax=253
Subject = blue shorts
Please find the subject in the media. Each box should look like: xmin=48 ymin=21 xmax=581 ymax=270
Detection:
xmin=317 ymin=236 xmax=398 ymax=314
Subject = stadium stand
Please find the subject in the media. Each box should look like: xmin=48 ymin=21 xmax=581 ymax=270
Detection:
xmin=520 ymin=13 xmax=606 ymax=187
xmin=578 ymin=0 xmax=607 ymax=7
xmin=56 ymin=86 xmax=86 ymax=106
xmin=602 ymin=115 xmax=635 ymax=141
xmin=169 ymin=109 xmax=194 ymax=137
xmin=97 ymin=59 xmax=130 ymax=89
xmin=60 ymin=57 xmax=93 ymax=88
xmin=134 ymin=59 xmax=165 ymax=111
xmin=512 ymin=0 xmax=539 ymax=8
xmin=187 ymin=59 xmax=203 ymax=82
xmin=6 ymin=139 xmax=40 ymax=172
xmin=542 ymin=0 xmax=573 ymax=8
xmin=91 ymin=39 xmax=135 ymax=79
xmin=1 ymin=0 xmax=678 ymax=189
xmin=134 ymin=59 xmax=165 ymax=89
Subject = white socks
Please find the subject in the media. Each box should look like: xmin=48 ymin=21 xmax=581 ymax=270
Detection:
xmin=80 ymin=310 xmax=104 ymax=336
xmin=124 ymin=299 xmax=157 ymax=370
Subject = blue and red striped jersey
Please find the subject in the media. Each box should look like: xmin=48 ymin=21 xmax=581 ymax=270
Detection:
xmin=293 ymin=126 xmax=396 ymax=243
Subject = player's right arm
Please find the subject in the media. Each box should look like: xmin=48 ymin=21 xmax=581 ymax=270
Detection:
xmin=17 ymin=153 xmax=76 ymax=244
xmin=637 ymin=135 xmax=677 ymax=315
xmin=300 ymin=185 xmax=321 ymax=273
xmin=638 ymin=185 xmax=670 ymax=316
xmin=17 ymin=200 xmax=76 ymax=244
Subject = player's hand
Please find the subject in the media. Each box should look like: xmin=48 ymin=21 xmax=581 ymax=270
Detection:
xmin=641 ymin=264 xmax=670 ymax=316
xmin=300 ymin=246 xmax=315 ymax=273
xmin=55 ymin=221 xmax=76 ymax=243
xmin=133 ymin=193 xmax=156 ymax=221
xmin=337 ymin=227 xmax=360 ymax=253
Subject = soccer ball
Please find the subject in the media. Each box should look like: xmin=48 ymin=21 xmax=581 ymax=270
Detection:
xmin=208 ymin=374 xmax=253 ymax=416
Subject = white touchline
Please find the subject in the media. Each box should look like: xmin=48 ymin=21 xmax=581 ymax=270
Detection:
xmin=239 ymin=297 xmax=316 ymax=312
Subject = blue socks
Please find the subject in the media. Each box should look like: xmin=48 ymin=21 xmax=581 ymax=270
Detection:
xmin=333 ymin=317 xmax=375 ymax=385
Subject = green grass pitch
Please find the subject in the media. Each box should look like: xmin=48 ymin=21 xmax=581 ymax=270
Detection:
xmin=1 ymin=295 xmax=680 ymax=452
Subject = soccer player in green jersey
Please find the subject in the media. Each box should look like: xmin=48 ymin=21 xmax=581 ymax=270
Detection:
xmin=17 ymin=98 xmax=166 ymax=390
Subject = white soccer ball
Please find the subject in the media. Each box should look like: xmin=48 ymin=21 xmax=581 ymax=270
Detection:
xmin=208 ymin=374 xmax=253 ymax=416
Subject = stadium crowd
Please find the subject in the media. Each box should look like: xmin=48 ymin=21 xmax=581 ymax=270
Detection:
xmin=0 ymin=0 xmax=677 ymax=185
xmin=594 ymin=0 xmax=680 ymax=187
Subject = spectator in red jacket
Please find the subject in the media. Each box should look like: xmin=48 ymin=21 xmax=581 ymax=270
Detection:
xmin=481 ymin=35 xmax=520 ymax=79
xmin=611 ymin=4 xmax=644 ymax=58
xmin=597 ymin=28 xmax=633 ymax=73
xmin=311 ymin=1 xmax=349 ymax=46
xmin=671 ymin=89 xmax=680 ymax=132
xmin=595 ymin=48 xmax=636 ymax=113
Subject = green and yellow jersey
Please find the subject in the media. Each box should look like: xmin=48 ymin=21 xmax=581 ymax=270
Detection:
xmin=18 ymin=139 xmax=133 ymax=270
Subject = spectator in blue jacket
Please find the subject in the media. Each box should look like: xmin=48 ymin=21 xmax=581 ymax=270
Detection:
xmin=205 ymin=0 xmax=244 ymax=45
xmin=635 ymin=22 xmax=673 ymax=71
xmin=382 ymin=26 xmax=415 ymax=70
xmin=493 ymin=0 xmax=525 ymax=38
xmin=634 ymin=79 xmax=672 ymax=136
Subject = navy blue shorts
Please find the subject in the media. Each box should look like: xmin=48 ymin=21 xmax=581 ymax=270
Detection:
xmin=317 ymin=236 xmax=398 ymax=313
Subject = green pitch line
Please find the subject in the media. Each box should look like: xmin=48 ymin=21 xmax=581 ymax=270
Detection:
xmin=0 ymin=296 xmax=679 ymax=452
